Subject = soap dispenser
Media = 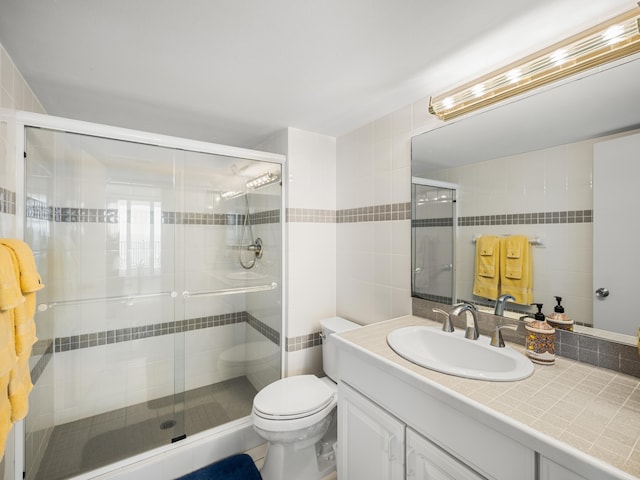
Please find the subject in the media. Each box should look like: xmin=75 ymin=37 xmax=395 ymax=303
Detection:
xmin=546 ymin=296 xmax=573 ymax=332
xmin=524 ymin=303 xmax=555 ymax=365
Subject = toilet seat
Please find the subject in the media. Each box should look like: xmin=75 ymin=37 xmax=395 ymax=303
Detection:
xmin=252 ymin=375 xmax=337 ymax=432
xmin=253 ymin=375 xmax=334 ymax=420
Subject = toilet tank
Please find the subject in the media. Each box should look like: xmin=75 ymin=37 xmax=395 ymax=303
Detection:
xmin=320 ymin=316 xmax=360 ymax=381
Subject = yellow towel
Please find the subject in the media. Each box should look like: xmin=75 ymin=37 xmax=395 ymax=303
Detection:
xmin=0 ymin=239 xmax=44 ymax=293
xmin=9 ymin=354 xmax=33 ymax=422
xmin=0 ymin=246 xmax=24 ymax=312
xmin=0 ymin=373 xmax=11 ymax=459
xmin=0 ymin=240 xmax=41 ymax=429
xmin=472 ymin=235 xmax=500 ymax=300
xmin=1 ymin=246 xmax=38 ymax=359
xmin=0 ymin=310 xmax=16 ymax=378
xmin=499 ymin=235 xmax=533 ymax=304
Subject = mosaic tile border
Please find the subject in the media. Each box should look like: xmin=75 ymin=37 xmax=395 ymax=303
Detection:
xmin=247 ymin=313 xmax=280 ymax=345
xmin=286 ymin=332 xmax=322 ymax=352
xmin=458 ymin=209 xmax=592 ymax=226
xmin=53 ymin=311 xmax=279 ymax=353
xmin=555 ymin=329 xmax=640 ymax=378
xmin=286 ymin=208 xmax=336 ymax=223
xmin=286 ymin=203 xmax=412 ymax=224
xmin=412 ymin=217 xmax=453 ymax=228
xmin=25 ymin=197 xmax=280 ymax=226
xmin=0 ymin=187 xmax=16 ymax=214
xmin=30 ymin=339 xmax=53 ymax=385
xmin=337 ymin=202 xmax=411 ymax=223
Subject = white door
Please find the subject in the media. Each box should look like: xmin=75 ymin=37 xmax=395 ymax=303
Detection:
xmin=406 ymin=429 xmax=485 ymax=480
xmin=593 ymin=133 xmax=640 ymax=336
xmin=337 ymin=383 xmax=404 ymax=480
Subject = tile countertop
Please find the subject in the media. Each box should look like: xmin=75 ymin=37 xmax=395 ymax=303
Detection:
xmin=337 ymin=315 xmax=640 ymax=478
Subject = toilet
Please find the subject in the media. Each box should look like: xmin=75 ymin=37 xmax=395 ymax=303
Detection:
xmin=251 ymin=316 xmax=360 ymax=480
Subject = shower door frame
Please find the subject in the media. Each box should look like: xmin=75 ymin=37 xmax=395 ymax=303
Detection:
xmin=12 ymin=111 xmax=287 ymax=480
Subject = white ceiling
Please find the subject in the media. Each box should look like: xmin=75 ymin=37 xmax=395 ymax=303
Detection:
xmin=0 ymin=0 xmax=633 ymax=148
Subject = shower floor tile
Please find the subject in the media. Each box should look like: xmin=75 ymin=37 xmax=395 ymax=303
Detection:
xmin=33 ymin=376 xmax=257 ymax=480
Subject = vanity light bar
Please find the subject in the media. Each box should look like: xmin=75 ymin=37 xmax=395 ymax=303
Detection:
xmin=429 ymin=7 xmax=640 ymax=121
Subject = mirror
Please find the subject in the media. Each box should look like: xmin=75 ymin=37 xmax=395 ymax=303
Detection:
xmin=411 ymin=56 xmax=640 ymax=337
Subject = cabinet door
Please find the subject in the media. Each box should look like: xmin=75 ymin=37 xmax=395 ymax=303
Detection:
xmin=406 ymin=429 xmax=485 ymax=480
xmin=338 ymin=382 xmax=404 ymax=480
xmin=539 ymin=457 xmax=588 ymax=480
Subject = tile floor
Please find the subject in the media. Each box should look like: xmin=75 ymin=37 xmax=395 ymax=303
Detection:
xmin=33 ymin=377 xmax=257 ymax=480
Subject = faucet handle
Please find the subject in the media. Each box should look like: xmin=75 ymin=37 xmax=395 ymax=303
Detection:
xmin=490 ymin=324 xmax=518 ymax=348
xmin=432 ymin=308 xmax=454 ymax=333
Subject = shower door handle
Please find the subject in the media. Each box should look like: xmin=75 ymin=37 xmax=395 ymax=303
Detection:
xmin=247 ymin=238 xmax=264 ymax=258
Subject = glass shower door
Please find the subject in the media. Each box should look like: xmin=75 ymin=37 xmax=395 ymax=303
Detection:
xmin=178 ymin=150 xmax=282 ymax=437
xmin=23 ymin=123 xmax=284 ymax=480
xmin=24 ymin=128 xmax=186 ymax=479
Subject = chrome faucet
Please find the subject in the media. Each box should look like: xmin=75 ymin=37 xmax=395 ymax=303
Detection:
xmin=494 ymin=294 xmax=515 ymax=316
xmin=490 ymin=324 xmax=518 ymax=348
xmin=451 ymin=302 xmax=480 ymax=340
xmin=432 ymin=308 xmax=454 ymax=333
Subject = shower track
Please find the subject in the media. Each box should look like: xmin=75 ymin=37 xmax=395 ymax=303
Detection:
xmin=37 ymin=282 xmax=278 ymax=311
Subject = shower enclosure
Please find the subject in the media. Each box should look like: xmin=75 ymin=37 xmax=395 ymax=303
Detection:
xmin=411 ymin=178 xmax=457 ymax=305
xmin=17 ymin=114 xmax=284 ymax=480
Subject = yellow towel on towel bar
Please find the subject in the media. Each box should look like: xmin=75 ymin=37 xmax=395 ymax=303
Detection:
xmin=0 ymin=240 xmax=42 ymax=429
xmin=472 ymin=235 xmax=500 ymax=300
xmin=0 ymin=239 xmax=44 ymax=293
xmin=9 ymin=349 xmax=33 ymax=422
xmin=0 ymin=245 xmax=25 ymax=312
xmin=499 ymin=235 xmax=533 ymax=304
xmin=0 ymin=245 xmax=38 ymax=360
xmin=0 ymin=373 xmax=12 ymax=459
xmin=0 ymin=246 xmax=22 ymax=380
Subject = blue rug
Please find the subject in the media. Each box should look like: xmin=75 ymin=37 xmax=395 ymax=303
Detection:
xmin=176 ymin=453 xmax=262 ymax=480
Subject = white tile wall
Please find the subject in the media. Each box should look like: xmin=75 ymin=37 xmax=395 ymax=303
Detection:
xmin=1 ymin=41 xmax=48 ymax=480
xmin=283 ymin=128 xmax=338 ymax=375
xmin=0 ymin=44 xmax=45 ymax=115
xmin=336 ymin=106 xmax=413 ymax=326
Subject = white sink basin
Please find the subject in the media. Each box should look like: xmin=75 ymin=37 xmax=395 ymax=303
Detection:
xmin=387 ymin=326 xmax=533 ymax=381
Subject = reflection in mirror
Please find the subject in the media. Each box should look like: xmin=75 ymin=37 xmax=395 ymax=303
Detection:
xmin=411 ymin=178 xmax=456 ymax=306
xmin=411 ymin=56 xmax=640 ymax=339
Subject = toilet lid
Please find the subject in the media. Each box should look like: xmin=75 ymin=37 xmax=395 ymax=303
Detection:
xmin=253 ymin=375 xmax=334 ymax=419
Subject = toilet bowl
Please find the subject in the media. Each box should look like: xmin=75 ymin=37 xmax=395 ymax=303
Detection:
xmin=251 ymin=316 xmax=360 ymax=480
xmin=218 ymin=340 xmax=279 ymax=381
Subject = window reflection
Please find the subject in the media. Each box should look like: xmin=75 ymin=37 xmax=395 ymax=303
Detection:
xmin=118 ymin=198 xmax=162 ymax=275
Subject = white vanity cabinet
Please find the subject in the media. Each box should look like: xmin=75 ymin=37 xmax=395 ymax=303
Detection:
xmin=337 ymin=382 xmax=405 ymax=480
xmin=334 ymin=318 xmax=637 ymax=480
xmin=338 ymin=382 xmax=486 ymax=480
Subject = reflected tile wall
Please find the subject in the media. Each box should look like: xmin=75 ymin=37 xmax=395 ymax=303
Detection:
xmin=427 ymin=136 xmax=603 ymax=327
